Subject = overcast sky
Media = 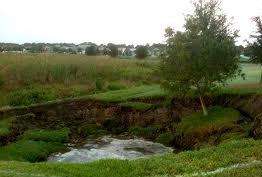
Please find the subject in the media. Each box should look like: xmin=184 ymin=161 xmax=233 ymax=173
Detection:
xmin=0 ymin=0 xmax=261 ymax=45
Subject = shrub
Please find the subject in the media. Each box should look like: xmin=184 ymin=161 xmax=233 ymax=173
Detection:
xmin=8 ymin=87 xmax=56 ymax=106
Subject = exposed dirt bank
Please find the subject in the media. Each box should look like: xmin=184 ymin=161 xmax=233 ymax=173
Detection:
xmin=0 ymin=94 xmax=261 ymax=147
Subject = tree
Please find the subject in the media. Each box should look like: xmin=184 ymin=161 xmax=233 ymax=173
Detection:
xmin=135 ymin=45 xmax=148 ymax=59
xmin=248 ymin=16 xmax=262 ymax=83
xmin=160 ymin=0 xmax=240 ymax=115
xmin=85 ymin=45 xmax=98 ymax=55
xmin=108 ymin=43 xmax=118 ymax=57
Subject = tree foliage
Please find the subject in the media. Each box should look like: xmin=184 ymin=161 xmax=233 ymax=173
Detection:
xmin=160 ymin=0 xmax=240 ymax=115
xmin=247 ymin=16 xmax=262 ymax=83
xmin=85 ymin=45 xmax=98 ymax=55
xmin=108 ymin=43 xmax=118 ymax=57
xmin=135 ymin=45 xmax=148 ymax=59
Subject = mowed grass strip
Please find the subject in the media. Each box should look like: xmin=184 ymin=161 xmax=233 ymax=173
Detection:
xmin=0 ymin=139 xmax=260 ymax=177
xmin=87 ymin=85 xmax=165 ymax=103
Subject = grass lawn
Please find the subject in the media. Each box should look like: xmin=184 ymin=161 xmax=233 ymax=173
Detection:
xmin=0 ymin=139 xmax=260 ymax=177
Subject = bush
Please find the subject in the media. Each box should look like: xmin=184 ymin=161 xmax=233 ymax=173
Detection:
xmin=8 ymin=87 xmax=56 ymax=106
xmin=135 ymin=46 xmax=148 ymax=59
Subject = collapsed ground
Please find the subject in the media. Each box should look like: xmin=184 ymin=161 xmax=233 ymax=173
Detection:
xmin=0 ymin=53 xmax=261 ymax=176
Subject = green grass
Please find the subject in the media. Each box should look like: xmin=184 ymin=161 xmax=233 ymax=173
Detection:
xmin=0 ymin=55 xmax=261 ymax=108
xmin=229 ymin=63 xmax=262 ymax=85
xmin=0 ymin=139 xmax=260 ymax=177
xmin=0 ymin=128 xmax=70 ymax=162
xmin=210 ymin=163 xmax=262 ymax=177
xmin=0 ymin=53 xmax=157 ymax=86
xmin=176 ymin=106 xmax=241 ymax=133
xmin=0 ymin=140 xmax=66 ymax=162
xmin=88 ymin=85 xmax=164 ymax=103
xmin=21 ymin=128 xmax=70 ymax=143
xmin=0 ymin=118 xmax=14 ymax=137
xmin=0 ymin=53 xmax=159 ymax=107
xmin=119 ymin=101 xmax=153 ymax=111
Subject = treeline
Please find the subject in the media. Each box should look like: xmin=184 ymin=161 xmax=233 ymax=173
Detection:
xmin=0 ymin=42 xmax=166 ymax=59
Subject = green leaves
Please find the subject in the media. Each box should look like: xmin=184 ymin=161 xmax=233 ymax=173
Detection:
xmin=161 ymin=0 xmax=240 ymax=98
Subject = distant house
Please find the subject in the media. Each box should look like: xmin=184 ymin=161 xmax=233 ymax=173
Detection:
xmin=240 ymin=54 xmax=250 ymax=62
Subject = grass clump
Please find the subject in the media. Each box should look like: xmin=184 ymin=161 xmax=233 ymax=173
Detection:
xmin=21 ymin=128 xmax=70 ymax=143
xmin=107 ymin=83 xmax=127 ymax=91
xmin=177 ymin=106 xmax=240 ymax=133
xmin=0 ymin=118 xmax=14 ymax=137
xmin=0 ymin=140 xmax=66 ymax=162
xmin=8 ymin=86 xmax=56 ymax=106
xmin=129 ymin=126 xmax=162 ymax=139
xmin=173 ymin=106 xmax=244 ymax=149
xmin=79 ymin=124 xmax=107 ymax=137
xmin=155 ymin=132 xmax=175 ymax=146
xmin=119 ymin=101 xmax=153 ymax=111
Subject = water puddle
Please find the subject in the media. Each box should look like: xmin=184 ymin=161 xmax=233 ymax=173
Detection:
xmin=48 ymin=136 xmax=173 ymax=163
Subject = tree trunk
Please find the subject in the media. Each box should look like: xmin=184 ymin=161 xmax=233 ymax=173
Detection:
xmin=200 ymin=96 xmax=208 ymax=116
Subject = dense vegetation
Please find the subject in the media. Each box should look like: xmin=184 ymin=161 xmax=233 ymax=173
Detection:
xmin=161 ymin=0 xmax=241 ymax=116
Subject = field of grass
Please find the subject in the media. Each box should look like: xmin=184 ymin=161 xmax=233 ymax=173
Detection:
xmin=0 ymin=139 xmax=260 ymax=177
xmin=0 ymin=53 xmax=159 ymax=107
xmin=0 ymin=54 xmax=261 ymax=108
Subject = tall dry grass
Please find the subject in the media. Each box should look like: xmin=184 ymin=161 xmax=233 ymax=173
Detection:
xmin=0 ymin=53 xmax=158 ymax=86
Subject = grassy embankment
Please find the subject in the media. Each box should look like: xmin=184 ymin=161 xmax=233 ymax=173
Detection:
xmin=0 ymin=128 xmax=70 ymax=162
xmin=0 ymin=138 xmax=261 ymax=177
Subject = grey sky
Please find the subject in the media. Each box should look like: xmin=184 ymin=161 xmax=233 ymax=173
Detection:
xmin=0 ymin=0 xmax=261 ymax=45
